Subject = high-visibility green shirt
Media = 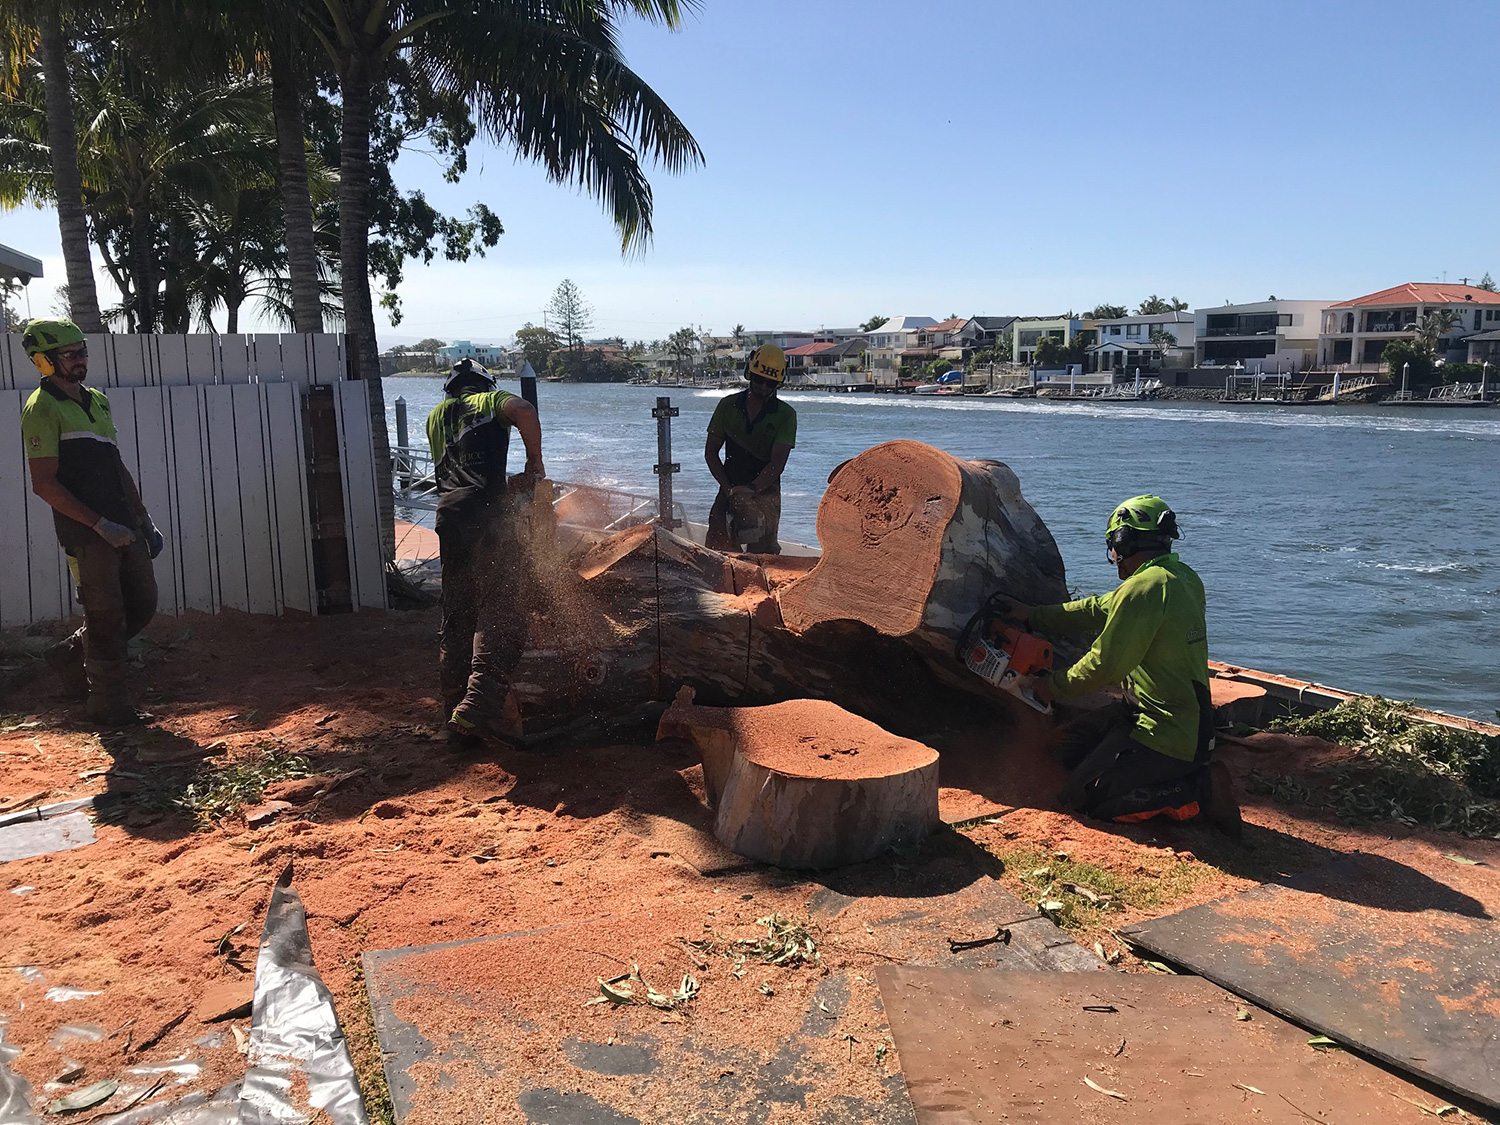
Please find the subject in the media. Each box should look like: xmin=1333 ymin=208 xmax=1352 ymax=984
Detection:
xmin=425 ymin=389 xmax=517 ymax=499
xmin=21 ymin=378 xmax=138 ymax=548
xmin=707 ymin=391 xmax=796 ymax=487
xmin=1029 ymin=553 xmax=1210 ymax=761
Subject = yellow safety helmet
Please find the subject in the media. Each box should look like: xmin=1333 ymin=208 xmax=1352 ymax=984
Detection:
xmin=745 ymin=343 xmax=787 ymax=386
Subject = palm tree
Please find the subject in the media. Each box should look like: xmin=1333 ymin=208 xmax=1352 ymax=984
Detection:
xmin=0 ymin=2 xmax=106 ymax=331
xmin=731 ymin=323 xmax=744 ymax=351
xmin=1413 ymin=308 xmax=1462 ymax=355
xmin=300 ymin=0 xmax=703 ymax=384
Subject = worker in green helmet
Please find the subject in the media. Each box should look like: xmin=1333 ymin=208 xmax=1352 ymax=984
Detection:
xmin=19 ymin=317 xmax=164 ymax=726
xmin=1001 ymin=495 xmax=1241 ymax=836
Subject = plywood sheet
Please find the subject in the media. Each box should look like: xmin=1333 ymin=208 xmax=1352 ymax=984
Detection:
xmin=0 ymin=393 xmax=32 ymax=626
xmin=332 ymin=380 xmax=387 ymax=609
xmin=1119 ymin=850 xmax=1500 ymax=1109
xmin=877 ymin=968 xmax=1466 ymax=1125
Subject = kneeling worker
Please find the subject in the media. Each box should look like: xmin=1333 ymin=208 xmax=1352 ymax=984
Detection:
xmin=1006 ymin=495 xmax=1241 ymax=835
xmin=425 ymin=359 xmax=544 ymax=748
xmin=705 ymin=344 xmax=796 ymax=554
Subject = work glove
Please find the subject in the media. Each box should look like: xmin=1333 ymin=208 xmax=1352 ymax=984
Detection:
xmin=93 ymin=517 xmax=135 ymax=549
xmin=143 ymin=514 xmax=165 ymax=559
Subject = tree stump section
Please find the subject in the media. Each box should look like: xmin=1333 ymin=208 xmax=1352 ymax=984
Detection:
xmin=658 ymin=688 xmax=940 ymax=869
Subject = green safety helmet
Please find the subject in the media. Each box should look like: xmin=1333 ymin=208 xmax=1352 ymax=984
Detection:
xmin=1105 ymin=494 xmax=1180 ymax=557
xmin=22 ymin=317 xmax=85 ymax=357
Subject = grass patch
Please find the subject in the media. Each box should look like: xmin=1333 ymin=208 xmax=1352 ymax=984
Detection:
xmin=976 ymin=841 xmax=1211 ymax=932
xmin=340 ymin=956 xmax=395 ymax=1125
xmin=1260 ymin=696 xmax=1500 ymax=838
xmin=176 ymin=745 xmax=313 ymax=827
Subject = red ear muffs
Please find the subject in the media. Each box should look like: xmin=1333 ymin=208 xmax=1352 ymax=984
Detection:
xmin=31 ymin=352 xmax=55 ymax=378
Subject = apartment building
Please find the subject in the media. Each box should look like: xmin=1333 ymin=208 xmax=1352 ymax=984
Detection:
xmin=1193 ymin=300 xmax=1327 ymax=372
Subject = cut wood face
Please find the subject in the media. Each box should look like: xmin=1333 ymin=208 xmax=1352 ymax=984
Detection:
xmin=780 ymin=440 xmax=963 ymax=637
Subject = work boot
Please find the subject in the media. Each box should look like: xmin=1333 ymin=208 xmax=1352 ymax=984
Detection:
xmin=84 ymin=658 xmax=145 ymax=728
xmin=1199 ymin=761 xmax=1244 ymax=838
xmin=44 ymin=631 xmax=88 ymax=700
xmin=448 ymin=689 xmax=524 ymax=749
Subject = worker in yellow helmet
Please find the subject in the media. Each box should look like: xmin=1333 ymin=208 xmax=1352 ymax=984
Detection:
xmin=704 ymin=344 xmax=796 ymax=553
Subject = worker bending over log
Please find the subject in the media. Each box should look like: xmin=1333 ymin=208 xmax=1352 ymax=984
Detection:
xmin=426 ymin=359 xmax=544 ymax=749
xmin=1003 ymin=495 xmax=1242 ymax=836
xmin=704 ymin=344 xmax=796 ymax=553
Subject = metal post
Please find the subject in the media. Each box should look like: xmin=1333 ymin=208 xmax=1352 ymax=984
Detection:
xmin=394 ymin=395 xmax=410 ymax=490
xmin=1133 ymin=367 xmax=1141 ymax=396
xmin=1401 ymin=362 xmax=1409 ymax=400
xmin=518 ymin=359 xmax=539 ymax=409
xmin=652 ymin=396 xmax=681 ymax=529
xmin=1481 ymin=362 xmax=1490 ymax=402
xmin=1331 ymin=371 xmax=1341 ymax=402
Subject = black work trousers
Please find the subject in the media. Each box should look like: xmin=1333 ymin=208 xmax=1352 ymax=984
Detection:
xmin=437 ymin=504 xmax=530 ymax=719
xmin=55 ymin=536 xmax=158 ymax=705
xmin=1057 ymin=701 xmax=1205 ymax=824
xmin=706 ymin=485 xmax=782 ymax=554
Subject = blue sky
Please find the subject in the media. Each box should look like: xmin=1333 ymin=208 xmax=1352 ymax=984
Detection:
xmin=4 ymin=0 xmax=1498 ymax=343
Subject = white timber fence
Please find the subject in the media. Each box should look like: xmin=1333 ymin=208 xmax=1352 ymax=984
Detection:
xmin=0 ymin=333 xmax=387 ymax=628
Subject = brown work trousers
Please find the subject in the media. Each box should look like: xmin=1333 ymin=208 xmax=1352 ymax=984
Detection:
xmin=706 ymin=485 xmax=782 ymax=554
xmin=437 ymin=505 xmax=531 ymax=720
xmin=54 ymin=536 xmax=158 ymax=705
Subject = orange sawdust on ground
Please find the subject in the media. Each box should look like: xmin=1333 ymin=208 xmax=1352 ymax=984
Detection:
xmin=3 ymin=607 xmax=1498 ymax=1120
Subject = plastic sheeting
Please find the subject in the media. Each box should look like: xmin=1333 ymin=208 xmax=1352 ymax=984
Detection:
xmin=238 ymin=863 xmax=368 ymax=1125
xmin=0 ymin=1017 xmax=42 ymax=1125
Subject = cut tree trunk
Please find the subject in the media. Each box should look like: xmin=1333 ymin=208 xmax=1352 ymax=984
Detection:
xmin=779 ymin=439 xmax=1067 ymax=668
xmin=510 ymin=441 xmax=1066 ymax=733
xmin=657 ymin=688 xmax=939 ymax=869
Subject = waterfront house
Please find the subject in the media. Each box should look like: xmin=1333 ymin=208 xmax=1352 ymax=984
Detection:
xmin=1317 ymin=283 xmax=1500 ymax=368
xmin=438 ymin=339 xmax=509 ymax=368
xmin=1467 ymin=329 xmax=1500 ymax=365
xmin=1193 ymin=300 xmax=1327 ymax=373
xmin=1011 ymin=316 xmax=1096 ymax=366
xmin=963 ymin=316 xmax=1018 ymax=353
xmin=1088 ymin=312 xmax=1196 ymax=373
xmin=867 ymin=316 xmax=937 ymax=384
xmin=785 ymin=339 xmax=865 ymax=372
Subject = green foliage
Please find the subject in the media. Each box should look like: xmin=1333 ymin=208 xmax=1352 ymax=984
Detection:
xmin=1085 ymin=303 xmax=1127 ymax=320
xmin=1436 ymin=361 xmax=1492 ymax=385
xmin=1479 ymin=272 xmax=1496 ymax=292
xmin=513 ymin=322 xmax=560 ymax=373
xmin=666 ymin=325 xmax=698 ymax=365
xmin=1382 ymin=338 xmax=1436 ymax=386
xmin=1033 ymin=333 xmax=1067 ymax=367
xmin=547 ymin=278 xmax=593 ymax=349
xmin=547 ymin=347 xmax=637 ymax=382
xmin=1136 ymin=295 xmax=1189 ymax=314
xmin=1260 ymin=696 xmax=1500 ymax=836
xmin=924 ymin=356 xmax=953 ymax=380
xmin=859 ymin=314 xmax=888 ymax=333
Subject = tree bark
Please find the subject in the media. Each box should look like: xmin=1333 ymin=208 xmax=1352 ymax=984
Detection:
xmin=270 ymin=36 xmax=323 ymax=335
xmin=37 ymin=7 xmax=104 ymax=334
xmin=129 ymin=203 xmax=155 ymax=332
xmin=337 ymin=54 xmax=396 ymax=559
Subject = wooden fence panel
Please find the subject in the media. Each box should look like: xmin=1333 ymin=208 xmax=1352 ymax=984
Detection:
xmin=168 ymin=386 xmax=217 ymax=614
xmin=110 ymin=336 xmax=153 ymax=388
xmin=281 ymin=334 xmax=313 ymax=385
xmin=262 ymin=384 xmax=316 ymax=614
xmin=155 ymin=335 xmax=191 ymax=387
xmin=332 ymin=380 xmax=388 ymax=610
xmin=220 ymin=335 xmax=253 ymax=384
xmin=229 ymin=384 xmax=279 ymax=615
xmin=310 ymin=335 xmax=343 ymax=385
xmin=250 ymin=334 xmax=283 ymax=382
xmin=126 ymin=388 xmax=183 ymax=616
xmin=203 ymin=387 xmax=250 ymax=612
xmin=0 ymin=394 xmax=33 ymax=626
xmin=184 ymin=335 xmax=219 ymax=386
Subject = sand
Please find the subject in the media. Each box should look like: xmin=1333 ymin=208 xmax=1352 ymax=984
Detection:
xmin=3 ymin=606 xmax=1497 ymax=1120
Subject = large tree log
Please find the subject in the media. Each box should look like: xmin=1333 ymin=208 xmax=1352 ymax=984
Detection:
xmin=657 ymin=688 xmax=939 ymax=869
xmin=779 ymin=439 xmax=1067 ymax=665
xmin=510 ymin=441 xmax=1066 ymax=732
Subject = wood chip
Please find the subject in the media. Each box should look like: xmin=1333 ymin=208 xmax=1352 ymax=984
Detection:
xmin=1084 ymin=1076 xmax=1128 ymax=1100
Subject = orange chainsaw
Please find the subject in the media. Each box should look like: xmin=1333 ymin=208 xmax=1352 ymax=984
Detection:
xmin=956 ymin=593 xmax=1054 ymax=713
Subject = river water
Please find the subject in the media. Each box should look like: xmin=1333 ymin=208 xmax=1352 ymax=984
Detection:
xmin=384 ymin=377 xmax=1500 ymax=719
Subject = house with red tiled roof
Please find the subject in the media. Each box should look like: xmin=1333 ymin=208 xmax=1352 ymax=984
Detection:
xmin=1318 ymin=283 xmax=1500 ymax=367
